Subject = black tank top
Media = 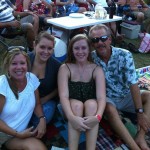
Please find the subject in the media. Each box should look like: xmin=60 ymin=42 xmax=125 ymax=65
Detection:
xmin=66 ymin=64 xmax=97 ymax=102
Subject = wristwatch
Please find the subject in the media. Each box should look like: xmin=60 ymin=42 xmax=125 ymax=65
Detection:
xmin=135 ymin=108 xmax=144 ymax=114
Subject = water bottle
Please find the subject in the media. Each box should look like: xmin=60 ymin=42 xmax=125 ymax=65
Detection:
xmin=16 ymin=15 xmax=21 ymax=31
xmin=109 ymin=0 xmax=116 ymax=19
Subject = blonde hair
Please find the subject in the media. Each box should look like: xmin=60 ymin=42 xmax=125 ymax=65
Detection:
xmin=88 ymin=24 xmax=111 ymax=39
xmin=2 ymin=48 xmax=31 ymax=99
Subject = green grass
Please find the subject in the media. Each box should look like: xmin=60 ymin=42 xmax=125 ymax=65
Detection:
xmin=123 ymin=38 xmax=150 ymax=69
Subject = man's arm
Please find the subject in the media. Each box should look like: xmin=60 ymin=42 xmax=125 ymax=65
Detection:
xmin=130 ymin=83 xmax=143 ymax=110
xmin=0 ymin=21 xmax=18 ymax=28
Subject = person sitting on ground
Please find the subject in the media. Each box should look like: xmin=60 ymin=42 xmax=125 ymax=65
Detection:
xmin=101 ymin=0 xmax=125 ymax=43
xmin=28 ymin=31 xmax=61 ymax=127
xmin=89 ymin=24 xmax=150 ymax=150
xmin=56 ymin=0 xmax=86 ymax=16
xmin=0 ymin=0 xmax=35 ymax=51
xmin=23 ymin=0 xmax=54 ymax=30
xmin=58 ymin=34 xmax=106 ymax=150
xmin=13 ymin=0 xmax=39 ymax=37
xmin=127 ymin=0 xmax=150 ymax=33
xmin=0 ymin=48 xmax=47 ymax=150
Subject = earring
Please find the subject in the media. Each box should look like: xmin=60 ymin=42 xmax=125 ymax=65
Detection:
xmin=7 ymin=72 xmax=11 ymax=79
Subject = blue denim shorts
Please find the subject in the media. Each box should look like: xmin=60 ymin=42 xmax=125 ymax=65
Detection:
xmin=29 ymin=100 xmax=56 ymax=127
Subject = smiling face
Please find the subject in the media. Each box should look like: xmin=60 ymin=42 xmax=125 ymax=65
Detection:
xmin=72 ymin=39 xmax=89 ymax=63
xmin=90 ymin=28 xmax=112 ymax=57
xmin=8 ymin=54 xmax=27 ymax=81
xmin=34 ymin=37 xmax=54 ymax=62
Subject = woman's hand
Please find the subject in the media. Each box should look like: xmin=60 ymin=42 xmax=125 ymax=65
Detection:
xmin=16 ymin=126 xmax=36 ymax=138
xmin=83 ymin=116 xmax=99 ymax=128
xmin=69 ymin=116 xmax=91 ymax=131
xmin=34 ymin=118 xmax=46 ymax=138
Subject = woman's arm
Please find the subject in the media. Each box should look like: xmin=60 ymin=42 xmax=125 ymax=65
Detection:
xmin=0 ymin=95 xmax=16 ymax=136
xmin=56 ymin=0 xmax=70 ymax=6
xmin=58 ymin=64 xmax=74 ymax=120
xmin=94 ymin=66 xmax=106 ymax=117
xmin=0 ymin=95 xmax=34 ymax=138
xmin=33 ymin=89 xmax=46 ymax=138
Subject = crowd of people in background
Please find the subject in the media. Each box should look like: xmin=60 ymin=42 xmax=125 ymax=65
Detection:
xmin=0 ymin=0 xmax=150 ymax=150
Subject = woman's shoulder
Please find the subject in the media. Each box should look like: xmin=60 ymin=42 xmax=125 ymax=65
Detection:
xmin=0 ymin=75 xmax=7 ymax=84
xmin=0 ymin=75 xmax=9 ymax=94
xmin=26 ymin=72 xmax=38 ymax=81
xmin=26 ymin=72 xmax=40 ymax=89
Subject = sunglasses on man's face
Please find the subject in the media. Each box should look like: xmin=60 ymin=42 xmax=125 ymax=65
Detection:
xmin=91 ymin=35 xmax=109 ymax=43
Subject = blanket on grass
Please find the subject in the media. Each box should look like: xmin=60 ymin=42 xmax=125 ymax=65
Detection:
xmin=44 ymin=66 xmax=150 ymax=150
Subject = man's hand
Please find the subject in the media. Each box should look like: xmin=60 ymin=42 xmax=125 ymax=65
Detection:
xmin=137 ymin=113 xmax=150 ymax=133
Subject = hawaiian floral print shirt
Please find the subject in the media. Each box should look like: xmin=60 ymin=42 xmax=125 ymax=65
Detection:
xmin=92 ymin=46 xmax=138 ymax=99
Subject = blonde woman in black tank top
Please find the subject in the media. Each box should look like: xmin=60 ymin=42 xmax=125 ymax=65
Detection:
xmin=58 ymin=34 xmax=106 ymax=150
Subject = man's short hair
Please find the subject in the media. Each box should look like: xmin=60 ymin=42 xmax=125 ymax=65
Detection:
xmin=88 ymin=24 xmax=111 ymax=38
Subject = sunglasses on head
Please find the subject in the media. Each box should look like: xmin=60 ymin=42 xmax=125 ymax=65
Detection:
xmin=91 ymin=35 xmax=109 ymax=43
xmin=8 ymin=46 xmax=25 ymax=52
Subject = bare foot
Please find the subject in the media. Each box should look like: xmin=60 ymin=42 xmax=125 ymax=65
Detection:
xmin=135 ymin=135 xmax=150 ymax=150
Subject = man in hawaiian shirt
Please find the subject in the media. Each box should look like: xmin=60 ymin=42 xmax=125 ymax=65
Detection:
xmin=89 ymin=24 xmax=150 ymax=150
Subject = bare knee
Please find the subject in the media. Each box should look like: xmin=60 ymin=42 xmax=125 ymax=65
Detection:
xmin=141 ymin=91 xmax=150 ymax=104
xmin=137 ymin=12 xmax=144 ymax=22
xmin=84 ymin=100 xmax=97 ymax=116
xmin=104 ymin=103 xmax=118 ymax=118
xmin=71 ymin=100 xmax=84 ymax=116
xmin=25 ymin=23 xmax=34 ymax=30
xmin=6 ymin=137 xmax=47 ymax=150
xmin=33 ymin=14 xmax=39 ymax=23
xmin=78 ymin=7 xmax=86 ymax=13
xmin=25 ymin=138 xmax=47 ymax=150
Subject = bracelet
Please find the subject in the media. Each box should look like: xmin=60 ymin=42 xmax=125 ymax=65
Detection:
xmin=96 ymin=114 xmax=102 ymax=122
xmin=39 ymin=115 xmax=46 ymax=119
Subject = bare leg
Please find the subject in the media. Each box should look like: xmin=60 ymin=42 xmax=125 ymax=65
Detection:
xmin=78 ymin=7 xmax=86 ymax=13
xmin=32 ymin=14 xmax=39 ymax=36
xmin=6 ymin=137 xmax=47 ymax=150
xmin=105 ymin=103 xmax=141 ymax=150
xmin=106 ymin=22 xmax=124 ymax=43
xmin=135 ymin=91 xmax=150 ymax=150
xmin=69 ymin=100 xmax=84 ymax=150
xmin=25 ymin=23 xmax=35 ymax=49
xmin=84 ymin=100 xmax=98 ymax=150
xmin=136 ymin=12 xmax=144 ymax=24
xmin=23 ymin=0 xmax=31 ymax=10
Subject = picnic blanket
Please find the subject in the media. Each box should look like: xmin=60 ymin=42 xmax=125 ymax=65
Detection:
xmin=136 ymin=66 xmax=150 ymax=91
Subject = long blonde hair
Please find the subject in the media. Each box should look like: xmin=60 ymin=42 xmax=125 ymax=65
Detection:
xmin=2 ymin=48 xmax=31 ymax=99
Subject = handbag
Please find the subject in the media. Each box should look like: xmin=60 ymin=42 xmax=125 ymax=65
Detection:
xmin=138 ymin=32 xmax=150 ymax=53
